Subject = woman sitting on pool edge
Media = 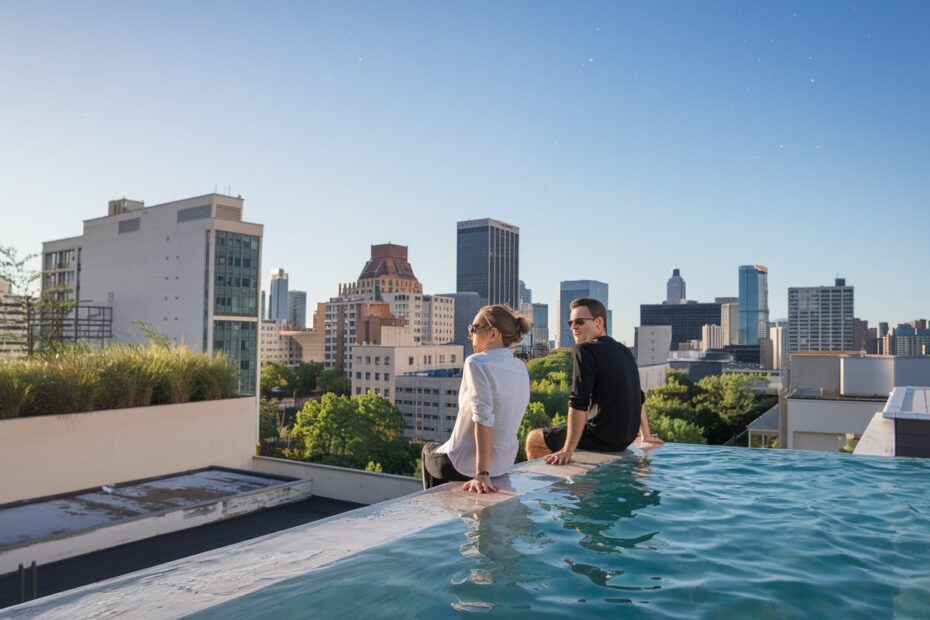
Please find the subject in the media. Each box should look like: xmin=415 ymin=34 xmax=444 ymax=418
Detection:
xmin=421 ymin=305 xmax=531 ymax=494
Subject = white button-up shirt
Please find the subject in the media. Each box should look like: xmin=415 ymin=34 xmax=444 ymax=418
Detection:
xmin=437 ymin=347 xmax=530 ymax=478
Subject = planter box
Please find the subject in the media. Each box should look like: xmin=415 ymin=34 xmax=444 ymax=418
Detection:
xmin=0 ymin=398 xmax=257 ymax=506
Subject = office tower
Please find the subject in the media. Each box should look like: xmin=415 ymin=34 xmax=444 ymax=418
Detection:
xmin=288 ymin=290 xmax=307 ymax=330
xmin=639 ymin=302 xmax=721 ymax=350
xmin=442 ymin=291 xmax=484 ymax=356
xmin=716 ymin=297 xmax=739 ymax=346
xmin=701 ymin=324 xmax=722 ymax=351
xmin=738 ymin=265 xmax=769 ymax=345
xmin=261 ymin=290 xmax=266 ymax=321
xmin=852 ymin=318 xmax=870 ymax=352
xmin=769 ymin=325 xmax=786 ymax=370
xmin=531 ymin=303 xmax=549 ymax=351
xmin=41 ymin=194 xmax=262 ymax=394
xmin=667 ymin=268 xmax=686 ymax=304
xmin=269 ymin=269 xmax=289 ymax=321
xmin=518 ymin=280 xmax=532 ymax=306
xmin=878 ymin=322 xmax=890 ymax=338
xmin=787 ymin=278 xmax=854 ymax=353
xmin=456 ymin=218 xmax=519 ymax=309
xmin=558 ymin=280 xmax=609 ymax=348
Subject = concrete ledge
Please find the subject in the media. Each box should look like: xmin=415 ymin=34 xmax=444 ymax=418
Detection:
xmin=6 ymin=450 xmax=636 ymax=618
xmin=0 ymin=469 xmax=312 ymax=575
xmin=250 ymin=456 xmax=421 ymax=504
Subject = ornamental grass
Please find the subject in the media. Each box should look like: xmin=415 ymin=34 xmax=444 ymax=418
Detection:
xmin=0 ymin=343 xmax=238 ymax=418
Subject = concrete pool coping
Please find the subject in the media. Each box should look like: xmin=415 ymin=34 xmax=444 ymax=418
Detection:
xmin=2 ymin=449 xmax=636 ymax=619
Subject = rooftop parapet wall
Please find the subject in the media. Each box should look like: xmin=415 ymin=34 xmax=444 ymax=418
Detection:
xmin=0 ymin=398 xmax=256 ymax=506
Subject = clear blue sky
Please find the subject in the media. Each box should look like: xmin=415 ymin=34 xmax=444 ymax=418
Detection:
xmin=2 ymin=1 xmax=928 ymax=344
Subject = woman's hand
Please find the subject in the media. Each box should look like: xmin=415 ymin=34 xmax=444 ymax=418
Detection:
xmin=461 ymin=473 xmax=498 ymax=494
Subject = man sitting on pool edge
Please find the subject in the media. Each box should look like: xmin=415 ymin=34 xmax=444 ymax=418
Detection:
xmin=525 ymin=297 xmax=662 ymax=465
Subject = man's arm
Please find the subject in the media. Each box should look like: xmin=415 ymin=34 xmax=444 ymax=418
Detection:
xmin=544 ymin=407 xmax=587 ymax=465
xmin=638 ymin=405 xmax=664 ymax=445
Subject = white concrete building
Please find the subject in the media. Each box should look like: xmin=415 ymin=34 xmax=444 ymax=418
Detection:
xmin=394 ymin=370 xmax=463 ymax=441
xmin=635 ymin=325 xmax=672 ymax=366
xmin=350 ymin=343 xmax=464 ymax=401
xmin=782 ymin=353 xmax=930 ymax=452
xmin=259 ymin=319 xmax=302 ymax=367
xmin=422 ymin=294 xmax=455 ymax=344
xmin=41 ymin=194 xmax=262 ymax=394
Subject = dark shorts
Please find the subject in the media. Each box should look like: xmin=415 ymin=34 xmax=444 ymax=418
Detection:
xmin=421 ymin=442 xmax=471 ymax=490
xmin=541 ymin=424 xmax=633 ymax=453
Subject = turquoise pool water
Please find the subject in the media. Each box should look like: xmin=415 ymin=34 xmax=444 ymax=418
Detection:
xmin=191 ymin=445 xmax=930 ymax=618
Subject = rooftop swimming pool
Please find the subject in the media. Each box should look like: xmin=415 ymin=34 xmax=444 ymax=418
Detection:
xmin=7 ymin=445 xmax=930 ymax=618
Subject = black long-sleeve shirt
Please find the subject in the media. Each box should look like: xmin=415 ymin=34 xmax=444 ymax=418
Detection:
xmin=569 ymin=335 xmax=642 ymax=449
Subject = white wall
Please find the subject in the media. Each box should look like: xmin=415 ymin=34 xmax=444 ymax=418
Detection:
xmin=841 ymin=356 xmax=894 ymax=397
xmin=785 ymin=398 xmax=884 ymax=450
xmin=0 ymin=398 xmax=256 ymax=505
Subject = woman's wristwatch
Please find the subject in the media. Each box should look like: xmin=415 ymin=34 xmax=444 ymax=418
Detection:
xmin=476 ymin=471 xmax=490 ymax=479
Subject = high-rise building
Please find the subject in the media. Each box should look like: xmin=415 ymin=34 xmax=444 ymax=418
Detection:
xmin=640 ymin=302 xmax=721 ymax=351
xmin=518 ymin=280 xmax=532 ymax=306
xmin=531 ymin=303 xmax=549 ymax=352
xmin=852 ymin=318 xmax=870 ymax=352
xmin=0 ymin=276 xmax=28 ymax=360
xmin=423 ymin=294 xmax=455 ymax=344
xmin=787 ymin=278 xmax=854 ymax=353
xmin=667 ymin=268 xmax=686 ymax=304
xmin=41 ymin=194 xmax=262 ymax=394
xmin=442 ymin=291 xmax=484 ymax=356
xmin=558 ymin=280 xmax=608 ymax=348
xmin=716 ymin=297 xmax=739 ymax=346
xmin=701 ymin=324 xmax=722 ymax=351
xmin=456 ymin=218 xmax=519 ymax=310
xmin=268 ymin=269 xmax=289 ymax=321
xmin=288 ymin=290 xmax=307 ymax=330
xmin=769 ymin=325 xmax=786 ymax=370
xmin=635 ymin=325 xmax=672 ymax=367
xmin=738 ymin=265 xmax=769 ymax=345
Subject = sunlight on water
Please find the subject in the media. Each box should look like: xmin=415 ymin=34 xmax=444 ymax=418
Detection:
xmin=190 ymin=446 xmax=930 ymax=619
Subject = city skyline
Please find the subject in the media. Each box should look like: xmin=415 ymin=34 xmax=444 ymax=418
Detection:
xmin=2 ymin=2 xmax=928 ymax=344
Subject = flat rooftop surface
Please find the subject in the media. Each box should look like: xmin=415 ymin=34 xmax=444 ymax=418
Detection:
xmin=884 ymin=386 xmax=930 ymax=420
xmin=0 ymin=469 xmax=291 ymax=550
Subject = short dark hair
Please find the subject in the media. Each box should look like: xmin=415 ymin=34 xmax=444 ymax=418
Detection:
xmin=569 ymin=297 xmax=607 ymax=322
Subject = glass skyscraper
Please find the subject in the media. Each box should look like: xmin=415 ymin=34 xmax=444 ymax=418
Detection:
xmin=268 ymin=268 xmax=289 ymax=321
xmin=559 ymin=280 xmax=609 ymax=348
xmin=456 ymin=218 xmax=519 ymax=310
xmin=738 ymin=265 xmax=769 ymax=345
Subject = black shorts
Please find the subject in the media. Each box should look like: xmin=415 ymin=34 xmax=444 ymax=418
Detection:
xmin=420 ymin=442 xmax=471 ymax=490
xmin=541 ymin=424 xmax=633 ymax=453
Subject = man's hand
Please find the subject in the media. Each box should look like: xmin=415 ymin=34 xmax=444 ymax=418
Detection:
xmin=461 ymin=475 xmax=498 ymax=494
xmin=544 ymin=448 xmax=574 ymax=465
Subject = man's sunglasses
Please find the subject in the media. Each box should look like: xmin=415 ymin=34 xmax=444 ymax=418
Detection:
xmin=467 ymin=323 xmax=490 ymax=335
xmin=567 ymin=317 xmax=598 ymax=328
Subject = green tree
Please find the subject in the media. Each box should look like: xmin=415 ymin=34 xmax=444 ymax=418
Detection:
xmin=526 ymin=349 xmax=573 ymax=382
xmin=260 ymin=363 xmax=296 ymax=397
xmin=648 ymin=414 xmax=707 ymax=444
xmin=318 ymin=369 xmax=351 ymax=396
xmin=258 ymin=398 xmax=281 ymax=443
xmin=693 ymin=374 xmax=776 ymax=444
xmin=294 ymin=361 xmax=323 ymax=393
xmin=290 ymin=392 xmax=415 ymax=475
xmin=516 ymin=401 xmax=553 ymax=462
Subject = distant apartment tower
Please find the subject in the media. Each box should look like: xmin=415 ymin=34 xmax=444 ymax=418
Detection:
xmin=288 ymin=290 xmax=307 ymax=330
xmin=531 ymin=303 xmax=549 ymax=349
xmin=640 ymin=302 xmax=721 ymax=351
xmin=701 ymin=324 xmax=722 ymax=351
xmin=41 ymin=194 xmax=262 ymax=394
xmin=558 ymin=280 xmax=608 ymax=348
xmin=456 ymin=218 xmax=519 ymax=310
xmin=269 ymin=269 xmax=289 ymax=321
xmin=787 ymin=278 xmax=854 ymax=353
xmin=0 ymin=276 xmax=28 ymax=360
xmin=714 ymin=297 xmax=739 ymax=346
xmin=667 ymin=268 xmax=686 ymax=304
xmin=738 ymin=265 xmax=769 ymax=345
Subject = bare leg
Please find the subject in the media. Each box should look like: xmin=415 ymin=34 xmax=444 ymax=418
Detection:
xmin=525 ymin=429 xmax=553 ymax=460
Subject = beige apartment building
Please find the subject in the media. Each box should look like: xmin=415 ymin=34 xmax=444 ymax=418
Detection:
xmin=350 ymin=342 xmax=464 ymax=401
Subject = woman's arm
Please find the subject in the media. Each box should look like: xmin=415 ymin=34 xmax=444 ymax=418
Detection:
xmin=462 ymin=422 xmax=498 ymax=493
